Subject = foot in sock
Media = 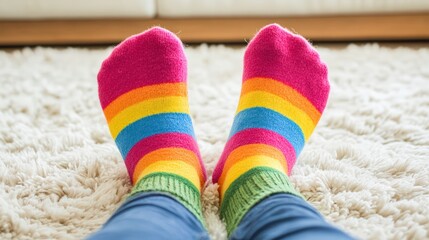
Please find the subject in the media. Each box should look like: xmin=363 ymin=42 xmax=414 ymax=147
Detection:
xmin=97 ymin=27 xmax=206 ymax=224
xmin=212 ymin=24 xmax=330 ymax=234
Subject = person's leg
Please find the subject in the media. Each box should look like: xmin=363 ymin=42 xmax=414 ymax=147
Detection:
xmin=213 ymin=23 xmax=352 ymax=238
xmin=88 ymin=193 xmax=209 ymax=240
xmin=230 ymin=193 xmax=354 ymax=240
xmin=92 ymin=27 xmax=207 ymax=238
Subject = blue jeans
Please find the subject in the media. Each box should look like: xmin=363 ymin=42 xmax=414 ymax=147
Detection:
xmin=88 ymin=192 xmax=354 ymax=240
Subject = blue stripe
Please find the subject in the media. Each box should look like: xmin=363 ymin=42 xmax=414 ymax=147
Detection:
xmin=229 ymin=107 xmax=304 ymax=154
xmin=115 ymin=113 xmax=195 ymax=158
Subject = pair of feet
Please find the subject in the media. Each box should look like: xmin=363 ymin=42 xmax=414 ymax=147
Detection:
xmin=98 ymin=24 xmax=329 ymax=234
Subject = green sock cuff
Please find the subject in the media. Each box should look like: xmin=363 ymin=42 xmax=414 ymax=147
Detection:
xmin=220 ymin=167 xmax=302 ymax=235
xmin=130 ymin=172 xmax=205 ymax=226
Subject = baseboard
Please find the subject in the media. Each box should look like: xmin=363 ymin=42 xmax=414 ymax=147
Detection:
xmin=0 ymin=13 xmax=428 ymax=45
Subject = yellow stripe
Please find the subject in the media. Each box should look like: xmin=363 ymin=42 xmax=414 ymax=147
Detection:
xmin=237 ymin=91 xmax=314 ymax=140
xmin=132 ymin=147 xmax=204 ymax=187
xmin=137 ymin=160 xmax=201 ymax=192
xmin=218 ymin=144 xmax=288 ymax=187
xmin=220 ymin=155 xmax=285 ymax=197
xmin=242 ymin=78 xmax=321 ymax=124
xmin=103 ymin=82 xmax=187 ymax=122
xmin=109 ymin=96 xmax=189 ymax=139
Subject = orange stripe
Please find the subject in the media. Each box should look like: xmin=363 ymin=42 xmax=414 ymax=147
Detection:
xmin=218 ymin=144 xmax=288 ymax=187
xmin=132 ymin=147 xmax=204 ymax=187
xmin=103 ymin=83 xmax=187 ymax=121
xmin=242 ymin=78 xmax=321 ymax=124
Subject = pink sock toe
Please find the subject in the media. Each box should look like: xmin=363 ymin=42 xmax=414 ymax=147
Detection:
xmin=98 ymin=27 xmax=187 ymax=109
xmin=243 ymin=23 xmax=329 ymax=112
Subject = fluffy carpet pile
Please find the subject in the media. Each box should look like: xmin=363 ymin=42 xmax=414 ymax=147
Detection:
xmin=0 ymin=44 xmax=428 ymax=240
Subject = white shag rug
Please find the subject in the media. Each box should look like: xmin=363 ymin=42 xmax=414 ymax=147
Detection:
xmin=0 ymin=44 xmax=428 ymax=240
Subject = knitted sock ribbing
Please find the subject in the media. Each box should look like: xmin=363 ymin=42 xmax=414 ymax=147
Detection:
xmin=97 ymin=27 xmax=206 ymax=224
xmin=213 ymin=24 xmax=330 ymax=234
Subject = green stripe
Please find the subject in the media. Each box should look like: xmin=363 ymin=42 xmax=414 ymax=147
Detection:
xmin=220 ymin=167 xmax=302 ymax=235
xmin=130 ymin=172 xmax=205 ymax=226
xmin=135 ymin=171 xmax=200 ymax=194
xmin=221 ymin=167 xmax=285 ymax=210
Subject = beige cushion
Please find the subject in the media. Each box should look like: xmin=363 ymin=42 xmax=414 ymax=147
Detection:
xmin=0 ymin=0 xmax=156 ymax=19
xmin=158 ymin=0 xmax=429 ymax=17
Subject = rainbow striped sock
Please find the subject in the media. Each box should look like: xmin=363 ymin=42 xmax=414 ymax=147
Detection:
xmin=97 ymin=27 xmax=206 ymax=224
xmin=212 ymin=24 xmax=330 ymax=234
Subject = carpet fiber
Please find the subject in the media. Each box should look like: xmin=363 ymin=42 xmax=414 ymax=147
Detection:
xmin=0 ymin=44 xmax=428 ymax=240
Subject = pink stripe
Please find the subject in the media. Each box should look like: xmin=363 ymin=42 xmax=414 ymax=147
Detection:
xmin=212 ymin=128 xmax=296 ymax=183
xmin=125 ymin=133 xmax=206 ymax=183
